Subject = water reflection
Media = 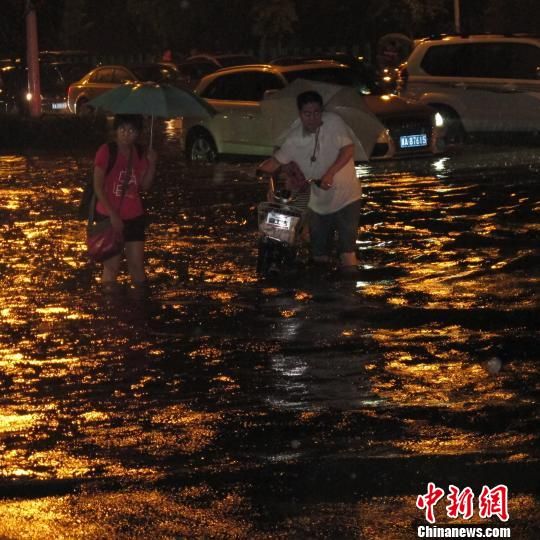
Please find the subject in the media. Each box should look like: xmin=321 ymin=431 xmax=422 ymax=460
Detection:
xmin=0 ymin=134 xmax=538 ymax=536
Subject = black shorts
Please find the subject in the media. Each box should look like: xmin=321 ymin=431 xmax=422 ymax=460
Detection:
xmin=95 ymin=213 xmax=146 ymax=242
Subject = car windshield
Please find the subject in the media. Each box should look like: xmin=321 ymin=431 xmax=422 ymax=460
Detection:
xmin=40 ymin=67 xmax=65 ymax=93
xmin=56 ymin=63 xmax=94 ymax=85
xmin=283 ymin=67 xmax=382 ymax=95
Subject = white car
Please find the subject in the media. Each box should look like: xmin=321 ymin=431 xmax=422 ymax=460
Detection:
xmin=181 ymin=62 xmax=445 ymax=162
xmin=398 ymin=34 xmax=540 ymax=142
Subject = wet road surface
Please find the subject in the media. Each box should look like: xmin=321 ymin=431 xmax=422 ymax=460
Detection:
xmin=0 ymin=130 xmax=539 ymax=538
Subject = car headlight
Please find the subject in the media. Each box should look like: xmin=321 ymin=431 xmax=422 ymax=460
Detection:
xmin=434 ymin=112 xmax=444 ymax=127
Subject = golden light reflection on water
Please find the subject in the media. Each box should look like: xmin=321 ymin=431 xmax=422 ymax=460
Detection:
xmin=208 ymin=290 xmax=236 ymax=303
xmin=151 ymin=406 xmax=222 ymax=453
xmin=189 ymin=346 xmax=223 ymax=360
xmin=369 ymin=326 xmax=520 ymax=414
xmin=0 ymin=145 xmax=537 ymax=535
xmin=1 ymin=450 xmax=103 ymax=480
xmin=0 ymin=486 xmax=253 ymax=539
xmin=393 ymin=426 xmax=536 ymax=457
xmin=0 ymin=413 xmax=38 ymax=433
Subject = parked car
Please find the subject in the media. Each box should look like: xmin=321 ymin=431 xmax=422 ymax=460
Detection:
xmin=397 ymin=34 xmax=540 ymax=141
xmin=181 ymin=62 xmax=445 ymax=162
xmin=270 ymin=54 xmax=383 ymax=94
xmin=0 ymin=61 xmax=93 ymax=114
xmin=129 ymin=62 xmax=183 ymax=85
xmin=67 ymin=65 xmax=143 ymax=114
xmin=176 ymin=53 xmax=258 ymax=89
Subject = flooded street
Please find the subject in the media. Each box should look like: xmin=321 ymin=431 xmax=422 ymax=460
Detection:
xmin=0 ymin=128 xmax=539 ymax=538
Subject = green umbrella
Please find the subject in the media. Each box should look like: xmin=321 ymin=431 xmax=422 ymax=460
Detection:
xmin=89 ymin=82 xmax=214 ymax=146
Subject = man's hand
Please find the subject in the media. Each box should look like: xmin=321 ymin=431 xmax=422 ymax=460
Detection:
xmin=257 ymin=157 xmax=281 ymax=178
xmin=320 ymin=171 xmax=334 ymax=190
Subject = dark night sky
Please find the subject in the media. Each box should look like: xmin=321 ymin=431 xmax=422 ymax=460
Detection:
xmin=2 ymin=0 xmax=539 ymax=59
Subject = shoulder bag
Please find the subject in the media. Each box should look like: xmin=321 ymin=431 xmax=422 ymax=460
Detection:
xmin=86 ymin=147 xmax=133 ymax=262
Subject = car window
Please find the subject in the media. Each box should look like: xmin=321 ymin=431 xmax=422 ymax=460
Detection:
xmin=420 ymin=45 xmax=465 ymax=76
xmin=243 ymin=72 xmax=284 ymax=100
xmin=89 ymin=68 xmax=113 ymax=83
xmin=57 ymin=63 xmax=93 ymax=84
xmin=507 ymin=43 xmax=540 ymax=79
xmin=464 ymin=44 xmax=531 ymax=78
xmin=201 ymin=73 xmax=247 ymax=100
xmin=201 ymin=72 xmax=284 ymax=101
xmin=421 ymin=42 xmax=540 ymax=79
xmin=284 ymin=67 xmax=359 ymax=87
xmin=191 ymin=62 xmax=218 ymax=78
xmin=40 ymin=65 xmax=65 ymax=92
xmin=112 ymin=68 xmax=134 ymax=83
xmin=286 ymin=66 xmax=380 ymax=95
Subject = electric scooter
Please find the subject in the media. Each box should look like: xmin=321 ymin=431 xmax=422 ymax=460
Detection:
xmin=256 ymin=175 xmax=319 ymax=276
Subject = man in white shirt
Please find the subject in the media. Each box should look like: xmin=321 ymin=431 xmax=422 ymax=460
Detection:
xmin=258 ymin=90 xmax=362 ymax=270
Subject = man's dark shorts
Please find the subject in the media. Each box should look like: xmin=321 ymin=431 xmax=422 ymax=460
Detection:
xmin=309 ymin=199 xmax=362 ymax=256
xmin=95 ymin=213 xmax=146 ymax=242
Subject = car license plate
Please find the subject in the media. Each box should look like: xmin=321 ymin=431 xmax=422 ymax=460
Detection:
xmin=266 ymin=211 xmax=292 ymax=230
xmin=52 ymin=102 xmax=67 ymax=110
xmin=400 ymin=134 xmax=427 ymax=148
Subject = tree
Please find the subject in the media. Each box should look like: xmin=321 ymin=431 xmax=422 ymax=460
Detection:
xmin=252 ymin=0 xmax=297 ymax=59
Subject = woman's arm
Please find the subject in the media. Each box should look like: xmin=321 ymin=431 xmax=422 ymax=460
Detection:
xmin=320 ymin=143 xmax=354 ymax=190
xmin=140 ymin=148 xmax=157 ymax=191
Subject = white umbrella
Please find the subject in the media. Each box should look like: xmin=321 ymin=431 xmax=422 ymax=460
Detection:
xmin=261 ymin=78 xmax=385 ymax=160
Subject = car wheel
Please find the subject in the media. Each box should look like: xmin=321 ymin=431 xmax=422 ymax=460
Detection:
xmin=186 ymin=131 xmax=217 ymax=163
xmin=435 ymin=106 xmax=466 ymax=146
xmin=76 ymin=98 xmax=93 ymax=116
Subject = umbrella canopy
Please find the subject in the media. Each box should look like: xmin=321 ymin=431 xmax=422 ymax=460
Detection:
xmin=261 ymin=78 xmax=385 ymax=161
xmin=89 ymin=82 xmax=214 ymax=118
xmin=89 ymin=82 xmax=214 ymax=146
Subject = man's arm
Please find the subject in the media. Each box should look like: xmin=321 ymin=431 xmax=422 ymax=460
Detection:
xmin=256 ymin=156 xmax=282 ymax=176
xmin=320 ymin=143 xmax=354 ymax=190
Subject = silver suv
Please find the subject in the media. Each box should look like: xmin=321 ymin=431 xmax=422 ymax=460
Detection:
xmin=398 ymin=34 xmax=540 ymax=141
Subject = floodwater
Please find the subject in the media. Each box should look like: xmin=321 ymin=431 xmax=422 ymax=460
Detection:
xmin=0 ymin=126 xmax=539 ymax=538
